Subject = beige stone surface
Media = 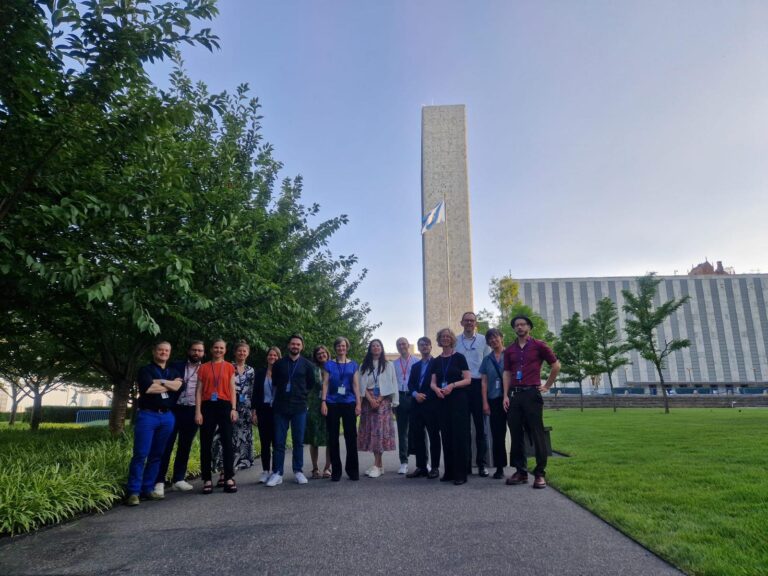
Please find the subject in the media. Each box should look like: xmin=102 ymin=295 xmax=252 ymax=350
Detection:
xmin=421 ymin=105 xmax=474 ymax=341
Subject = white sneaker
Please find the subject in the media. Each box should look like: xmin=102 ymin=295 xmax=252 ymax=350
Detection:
xmin=172 ymin=480 xmax=193 ymax=492
xmin=266 ymin=472 xmax=283 ymax=487
xmin=153 ymin=482 xmax=165 ymax=497
xmin=398 ymin=463 xmax=408 ymax=475
xmin=258 ymin=471 xmax=270 ymax=484
xmin=368 ymin=466 xmax=382 ymax=478
xmin=295 ymin=472 xmax=308 ymax=485
xmin=365 ymin=465 xmax=376 ymax=477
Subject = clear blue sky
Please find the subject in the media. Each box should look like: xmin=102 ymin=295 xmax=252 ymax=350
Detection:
xmin=152 ymin=0 xmax=768 ymax=349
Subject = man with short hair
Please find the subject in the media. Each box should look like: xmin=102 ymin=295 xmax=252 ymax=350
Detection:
xmin=267 ymin=334 xmax=316 ymax=487
xmin=394 ymin=337 xmax=416 ymax=475
xmin=456 ymin=311 xmax=491 ymax=477
xmin=503 ymin=315 xmax=560 ymax=489
xmin=125 ymin=341 xmax=183 ymax=506
xmin=155 ymin=340 xmax=205 ymax=495
xmin=406 ymin=337 xmax=441 ymax=479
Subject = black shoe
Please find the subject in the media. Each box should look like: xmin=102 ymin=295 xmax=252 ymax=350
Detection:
xmin=453 ymin=479 xmax=467 ymax=485
xmin=406 ymin=468 xmax=428 ymax=478
xmin=440 ymin=475 xmax=454 ymax=482
xmin=478 ymin=467 xmax=489 ymax=478
xmin=331 ymin=475 xmax=341 ymax=482
xmin=427 ymin=469 xmax=439 ymax=479
xmin=493 ymin=468 xmax=505 ymax=479
xmin=348 ymin=476 xmax=359 ymax=481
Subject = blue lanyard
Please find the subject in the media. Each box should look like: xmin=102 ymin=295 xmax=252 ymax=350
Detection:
xmin=460 ymin=335 xmax=477 ymax=351
xmin=419 ymin=360 xmax=431 ymax=389
xmin=489 ymin=353 xmax=504 ymax=380
xmin=152 ymin=364 xmax=170 ymax=380
xmin=335 ymin=360 xmax=348 ymax=385
xmin=440 ymin=354 xmax=454 ymax=382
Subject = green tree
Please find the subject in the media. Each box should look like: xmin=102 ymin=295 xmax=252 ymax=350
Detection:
xmin=584 ymin=297 xmax=630 ymax=412
xmin=622 ymin=274 xmax=690 ymax=414
xmin=489 ymin=275 xmax=520 ymax=328
xmin=553 ymin=313 xmax=589 ymax=411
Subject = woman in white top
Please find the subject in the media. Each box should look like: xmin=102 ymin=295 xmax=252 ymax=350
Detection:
xmin=357 ymin=339 xmax=399 ymax=477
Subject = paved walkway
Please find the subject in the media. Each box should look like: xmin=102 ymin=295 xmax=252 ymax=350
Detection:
xmin=0 ymin=447 xmax=682 ymax=576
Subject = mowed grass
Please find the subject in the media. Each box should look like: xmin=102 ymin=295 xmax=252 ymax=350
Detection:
xmin=543 ymin=408 xmax=768 ymax=576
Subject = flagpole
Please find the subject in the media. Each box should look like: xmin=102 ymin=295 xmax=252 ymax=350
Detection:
xmin=443 ymin=195 xmax=452 ymax=325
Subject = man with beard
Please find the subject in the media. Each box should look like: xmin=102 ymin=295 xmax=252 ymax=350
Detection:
xmin=154 ymin=340 xmax=205 ymax=495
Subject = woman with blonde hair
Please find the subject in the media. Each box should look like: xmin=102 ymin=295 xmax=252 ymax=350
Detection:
xmin=357 ymin=339 xmax=399 ymax=478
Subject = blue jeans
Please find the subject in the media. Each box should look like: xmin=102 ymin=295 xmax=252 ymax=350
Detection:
xmin=273 ymin=410 xmax=307 ymax=475
xmin=127 ymin=409 xmax=175 ymax=494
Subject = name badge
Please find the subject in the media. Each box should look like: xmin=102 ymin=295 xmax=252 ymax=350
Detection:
xmin=239 ymin=394 xmax=246 ymax=403
xmin=211 ymin=392 xmax=218 ymax=402
xmin=160 ymin=392 xmax=169 ymax=399
xmin=441 ymin=381 xmax=447 ymax=390
xmin=495 ymin=378 xmax=501 ymax=390
xmin=337 ymin=386 xmax=346 ymax=396
xmin=516 ymin=370 xmax=523 ymax=381
xmin=373 ymin=387 xmax=380 ymax=397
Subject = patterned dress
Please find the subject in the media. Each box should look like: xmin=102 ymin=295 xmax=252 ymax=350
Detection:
xmin=303 ymin=366 xmax=327 ymax=447
xmin=212 ymin=363 xmax=255 ymax=472
xmin=357 ymin=363 xmax=397 ymax=453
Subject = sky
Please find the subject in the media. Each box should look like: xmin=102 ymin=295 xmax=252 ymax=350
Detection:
xmin=151 ymin=0 xmax=768 ymax=349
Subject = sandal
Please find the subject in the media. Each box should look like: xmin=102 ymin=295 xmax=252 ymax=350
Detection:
xmin=311 ymin=469 xmax=321 ymax=480
xmin=224 ymin=479 xmax=238 ymax=493
xmin=322 ymin=469 xmax=332 ymax=479
xmin=216 ymin=473 xmax=226 ymax=488
xmin=202 ymin=482 xmax=213 ymax=495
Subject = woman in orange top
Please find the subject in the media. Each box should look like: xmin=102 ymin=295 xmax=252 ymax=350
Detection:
xmin=195 ymin=339 xmax=238 ymax=494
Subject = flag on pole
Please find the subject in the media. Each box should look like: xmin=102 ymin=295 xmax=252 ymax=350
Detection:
xmin=421 ymin=200 xmax=446 ymax=234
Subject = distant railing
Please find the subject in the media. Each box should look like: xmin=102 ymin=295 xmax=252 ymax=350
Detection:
xmin=75 ymin=409 xmax=111 ymax=424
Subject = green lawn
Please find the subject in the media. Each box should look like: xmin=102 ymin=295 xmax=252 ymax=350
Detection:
xmin=544 ymin=408 xmax=768 ymax=576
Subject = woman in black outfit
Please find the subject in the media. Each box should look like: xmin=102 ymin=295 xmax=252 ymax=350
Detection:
xmin=430 ymin=328 xmax=472 ymax=485
xmin=252 ymin=346 xmax=281 ymax=484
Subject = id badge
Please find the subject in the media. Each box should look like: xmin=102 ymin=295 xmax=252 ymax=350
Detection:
xmin=516 ymin=370 xmax=523 ymax=381
xmin=373 ymin=387 xmax=380 ymax=397
xmin=337 ymin=386 xmax=346 ymax=396
xmin=495 ymin=378 xmax=501 ymax=390
xmin=239 ymin=393 xmax=245 ymax=403
xmin=160 ymin=392 xmax=169 ymax=399
xmin=211 ymin=392 xmax=218 ymax=402
xmin=441 ymin=381 xmax=447 ymax=390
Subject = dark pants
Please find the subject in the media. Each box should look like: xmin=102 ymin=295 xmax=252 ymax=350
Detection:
xmin=438 ymin=390 xmax=470 ymax=482
xmin=127 ymin=408 xmax=175 ymax=495
xmin=156 ymin=405 xmax=199 ymax=484
xmin=326 ymin=402 xmax=359 ymax=480
xmin=200 ymin=401 xmax=234 ymax=482
xmin=255 ymin=403 xmax=275 ymax=472
xmin=488 ymin=397 xmax=507 ymax=470
xmin=466 ymin=378 xmax=488 ymax=469
xmin=396 ymin=391 xmax=412 ymax=464
xmin=507 ymin=388 xmax=547 ymax=476
xmin=409 ymin=400 xmax=441 ymax=471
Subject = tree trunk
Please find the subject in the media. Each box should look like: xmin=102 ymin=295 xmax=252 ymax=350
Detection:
xmin=109 ymin=377 xmax=132 ymax=436
xmin=608 ymin=372 xmax=616 ymax=412
xmin=578 ymin=381 xmax=584 ymax=412
xmin=30 ymin=392 xmax=43 ymax=431
xmin=8 ymin=392 xmax=20 ymax=425
xmin=656 ymin=364 xmax=669 ymax=414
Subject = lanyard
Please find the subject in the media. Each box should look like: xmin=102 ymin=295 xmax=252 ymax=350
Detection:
xmin=184 ymin=362 xmax=200 ymax=402
xmin=153 ymin=364 xmax=170 ymax=380
xmin=440 ymin=354 xmax=454 ymax=382
xmin=419 ymin=360 xmax=431 ymax=389
xmin=490 ymin=352 xmax=504 ymax=380
xmin=211 ymin=361 xmax=225 ymax=395
xmin=517 ymin=339 xmax=530 ymax=379
xmin=399 ymin=356 xmax=411 ymax=382
xmin=287 ymin=358 xmax=300 ymax=391
xmin=336 ymin=360 xmax=348 ymax=384
xmin=460 ymin=334 xmax=477 ymax=352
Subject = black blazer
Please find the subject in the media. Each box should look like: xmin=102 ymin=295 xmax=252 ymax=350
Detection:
xmin=252 ymin=368 xmax=271 ymax=407
xmin=407 ymin=358 xmax=436 ymax=402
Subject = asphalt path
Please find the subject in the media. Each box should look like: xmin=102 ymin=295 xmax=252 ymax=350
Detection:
xmin=0 ymin=447 xmax=682 ymax=576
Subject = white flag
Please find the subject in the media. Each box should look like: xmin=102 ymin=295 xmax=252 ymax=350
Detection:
xmin=421 ymin=201 xmax=445 ymax=234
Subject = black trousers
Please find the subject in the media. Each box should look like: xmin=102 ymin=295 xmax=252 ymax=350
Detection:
xmin=408 ymin=400 xmax=441 ymax=471
xmin=488 ymin=397 xmax=508 ymax=469
xmin=438 ymin=390 xmax=470 ymax=482
xmin=326 ymin=402 xmax=359 ymax=480
xmin=466 ymin=378 xmax=488 ymax=469
xmin=507 ymin=388 xmax=547 ymax=476
xmin=156 ymin=405 xmax=199 ymax=484
xmin=255 ymin=403 xmax=275 ymax=472
xmin=200 ymin=401 xmax=234 ymax=482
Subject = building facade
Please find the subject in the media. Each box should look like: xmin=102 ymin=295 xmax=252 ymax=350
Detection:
xmin=519 ymin=274 xmax=768 ymax=387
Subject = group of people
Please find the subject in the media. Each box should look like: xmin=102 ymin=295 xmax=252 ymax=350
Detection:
xmin=125 ymin=312 xmax=560 ymax=505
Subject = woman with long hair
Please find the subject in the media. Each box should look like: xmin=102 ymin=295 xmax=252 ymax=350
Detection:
xmin=357 ymin=339 xmax=399 ymax=478
xmin=321 ymin=336 xmax=361 ymax=481
xmin=252 ymin=346 xmax=280 ymax=483
xmin=212 ymin=341 xmax=255 ymax=485
xmin=306 ymin=345 xmax=331 ymax=479
xmin=430 ymin=328 xmax=472 ymax=485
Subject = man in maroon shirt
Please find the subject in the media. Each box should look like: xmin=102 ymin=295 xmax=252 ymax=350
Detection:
xmin=502 ymin=315 xmax=560 ymax=489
